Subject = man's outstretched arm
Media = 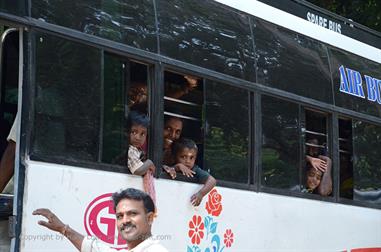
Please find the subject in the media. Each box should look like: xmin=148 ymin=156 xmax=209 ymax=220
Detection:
xmin=33 ymin=208 xmax=84 ymax=251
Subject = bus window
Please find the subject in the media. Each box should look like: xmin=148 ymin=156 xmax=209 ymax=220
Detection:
xmin=352 ymin=120 xmax=381 ymax=205
xmin=304 ymin=110 xmax=332 ymax=197
xmin=339 ymin=118 xmax=353 ymax=199
xmin=161 ymin=72 xmax=249 ymax=184
xmin=162 ymin=71 xmax=203 ymax=169
xmin=261 ymin=95 xmax=299 ymax=190
xmin=204 ymin=80 xmax=249 ymax=184
xmin=102 ymin=58 xmax=149 ymax=164
xmin=0 ymin=28 xmax=18 ymax=158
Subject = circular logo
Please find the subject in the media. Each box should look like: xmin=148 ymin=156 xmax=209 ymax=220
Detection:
xmin=84 ymin=193 xmax=127 ymax=249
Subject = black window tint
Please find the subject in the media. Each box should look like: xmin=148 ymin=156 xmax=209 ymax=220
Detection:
xmin=0 ymin=1 xmax=26 ymax=16
xmin=339 ymin=118 xmax=353 ymax=199
xmin=205 ymin=81 xmax=249 ymax=183
xmin=157 ymin=0 xmax=256 ymax=81
xmin=261 ymin=95 xmax=300 ymax=190
xmin=352 ymin=120 xmax=381 ymax=205
xmin=32 ymin=0 xmax=157 ymax=52
xmin=102 ymin=54 xmax=127 ymax=163
xmin=32 ymin=34 xmax=101 ymax=161
xmin=254 ymin=19 xmax=333 ymax=103
xmin=329 ymin=47 xmax=381 ymax=118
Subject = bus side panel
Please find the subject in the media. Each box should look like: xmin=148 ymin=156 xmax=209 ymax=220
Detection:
xmin=20 ymin=161 xmax=381 ymax=251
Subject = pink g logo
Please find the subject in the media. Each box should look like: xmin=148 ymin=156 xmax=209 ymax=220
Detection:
xmin=84 ymin=193 xmax=127 ymax=249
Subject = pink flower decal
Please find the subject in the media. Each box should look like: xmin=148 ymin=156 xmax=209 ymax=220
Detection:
xmin=188 ymin=215 xmax=205 ymax=245
xmin=223 ymin=229 xmax=234 ymax=247
xmin=205 ymin=188 xmax=222 ymax=217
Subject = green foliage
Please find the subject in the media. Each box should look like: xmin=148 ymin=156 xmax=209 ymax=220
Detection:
xmin=306 ymin=0 xmax=381 ymax=32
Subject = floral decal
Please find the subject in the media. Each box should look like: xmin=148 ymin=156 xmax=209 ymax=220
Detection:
xmin=187 ymin=189 xmax=235 ymax=252
xmin=205 ymin=189 xmax=222 ymax=217
xmin=188 ymin=215 xmax=205 ymax=245
xmin=223 ymin=229 xmax=234 ymax=247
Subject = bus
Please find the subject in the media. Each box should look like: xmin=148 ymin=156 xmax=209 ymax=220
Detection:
xmin=0 ymin=0 xmax=380 ymax=251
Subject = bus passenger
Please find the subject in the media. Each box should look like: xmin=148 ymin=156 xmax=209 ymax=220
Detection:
xmin=127 ymin=111 xmax=156 ymax=203
xmin=163 ymin=138 xmax=216 ymax=206
xmin=162 ymin=116 xmax=195 ymax=178
xmin=305 ymin=138 xmax=332 ymax=196
xmin=0 ymin=114 xmax=17 ymax=193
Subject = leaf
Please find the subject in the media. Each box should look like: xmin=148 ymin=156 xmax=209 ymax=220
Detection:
xmin=204 ymin=248 xmax=210 ymax=252
xmin=188 ymin=245 xmax=201 ymax=252
xmin=204 ymin=216 xmax=212 ymax=230
xmin=210 ymin=222 xmax=218 ymax=234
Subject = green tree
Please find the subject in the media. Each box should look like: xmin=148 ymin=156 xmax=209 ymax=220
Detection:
xmin=306 ymin=0 xmax=381 ymax=32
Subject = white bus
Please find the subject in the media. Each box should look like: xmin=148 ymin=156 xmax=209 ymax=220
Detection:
xmin=0 ymin=0 xmax=380 ymax=251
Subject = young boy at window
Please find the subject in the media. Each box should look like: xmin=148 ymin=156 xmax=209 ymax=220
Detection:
xmin=163 ymin=138 xmax=216 ymax=206
xmin=126 ymin=111 xmax=156 ymax=203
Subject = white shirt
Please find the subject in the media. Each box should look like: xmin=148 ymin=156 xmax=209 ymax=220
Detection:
xmin=7 ymin=113 xmax=18 ymax=142
xmin=81 ymin=236 xmax=168 ymax=252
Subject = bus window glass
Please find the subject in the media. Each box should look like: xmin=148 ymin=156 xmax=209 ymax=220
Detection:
xmin=352 ymin=120 xmax=381 ymax=205
xmin=0 ymin=1 xmax=26 ymax=16
xmin=102 ymin=55 xmax=127 ymax=164
xmin=157 ymin=0 xmax=256 ymax=81
xmin=329 ymin=47 xmax=381 ymax=118
xmin=103 ymin=59 xmax=150 ymax=165
xmin=254 ymin=19 xmax=333 ymax=103
xmin=339 ymin=118 xmax=353 ymax=199
xmin=32 ymin=33 xmax=102 ymax=162
xmin=205 ymin=80 xmax=249 ymax=183
xmin=32 ymin=0 xmax=157 ymax=52
xmin=261 ymin=96 xmax=299 ymax=190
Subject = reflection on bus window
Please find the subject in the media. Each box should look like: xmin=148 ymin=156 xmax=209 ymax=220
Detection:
xmin=32 ymin=34 xmax=101 ymax=161
xmin=261 ymin=96 xmax=299 ymax=190
xmin=352 ymin=120 xmax=381 ymax=204
xmin=103 ymin=59 xmax=149 ymax=164
xmin=205 ymin=80 xmax=249 ymax=184
xmin=339 ymin=118 xmax=353 ymax=199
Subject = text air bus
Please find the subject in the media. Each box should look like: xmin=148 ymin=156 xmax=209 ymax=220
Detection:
xmin=0 ymin=0 xmax=380 ymax=251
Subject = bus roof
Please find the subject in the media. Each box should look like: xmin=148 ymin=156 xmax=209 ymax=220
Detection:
xmin=215 ymin=0 xmax=381 ymax=64
xmin=259 ymin=0 xmax=381 ymax=50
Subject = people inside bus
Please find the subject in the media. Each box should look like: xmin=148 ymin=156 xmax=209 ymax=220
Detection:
xmin=165 ymin=75 xmax=199 ymax=99
xmin=128 ymin=82 xmax=148 ymax=114
xmin=305 ymin=138 xmax=332 ymax=196
xmin=163 ymin=138 xmax=216 ymax=206
xmin=127 ymin=111 xmax=156 ymax=203
xmin=0 ymin=113 xmax=17 ymax=193
xmin=162 ymin=115 xmax=196 ymax=178
xmin=128 ymin=75 xmax=199 ymax=111
xmin=33 ymin=188 xmax=168 ymax=251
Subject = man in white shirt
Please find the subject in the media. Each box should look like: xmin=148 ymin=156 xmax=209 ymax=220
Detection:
xmin=0 ymin=114 xmax=17 ymax=193
xmin=33 ymin=188 xmax=168 ymax=252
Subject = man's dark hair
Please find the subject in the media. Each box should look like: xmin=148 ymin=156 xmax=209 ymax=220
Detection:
xmin=112 ymin=188 xmax=155 ymax=213
xmin=126 ymin=111 xmax=150 ymax=131
xmin=164 ymin=115 xmax=184 ymax=125
xmin=172 ymin=137 xmax=198 ymax=156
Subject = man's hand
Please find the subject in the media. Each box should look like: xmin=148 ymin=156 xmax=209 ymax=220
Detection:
xmin=33 ymin=208 xmax=84 ymax=251
xmin=309 ymin=156 xmax=327 ymax=172
xmin=191 ymin=192 xmax=203 ymax=206
xmin=175 ymin=163 xmax=195 ymax=177
xmin=33 ymin=208 xmax=66 ymax=233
